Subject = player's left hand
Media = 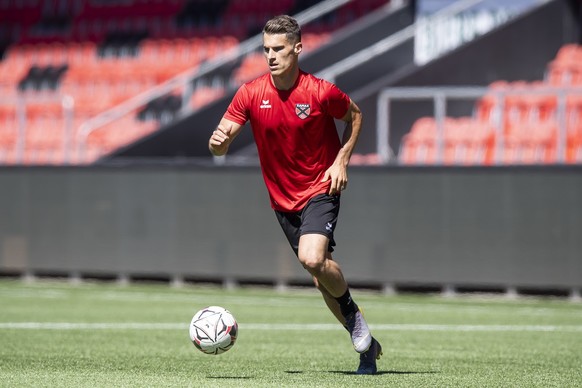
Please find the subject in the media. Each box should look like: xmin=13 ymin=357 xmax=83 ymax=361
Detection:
xmin=321 ymin=163 xmax=348 ymax=195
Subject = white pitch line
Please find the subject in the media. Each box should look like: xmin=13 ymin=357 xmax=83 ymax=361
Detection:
xmin=1 ymin=322 xmax=582 ymax=332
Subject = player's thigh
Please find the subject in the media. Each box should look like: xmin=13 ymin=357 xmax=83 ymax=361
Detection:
xmin=298 ymin=233 xmax=330 ymax=264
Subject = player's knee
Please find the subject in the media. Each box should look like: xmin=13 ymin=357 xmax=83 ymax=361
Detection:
xmin=298 ymin=250 xmax=326 ymax=275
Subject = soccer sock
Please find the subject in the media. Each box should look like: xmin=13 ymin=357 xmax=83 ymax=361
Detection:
xmin=335 ymin=288 xmax=359 ymax=318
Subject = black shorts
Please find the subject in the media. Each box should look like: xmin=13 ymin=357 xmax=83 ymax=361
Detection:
xmin=274 ymin=193 xmax=340 ymax=256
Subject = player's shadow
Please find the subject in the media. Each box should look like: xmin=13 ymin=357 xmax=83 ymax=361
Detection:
xmin=206 ymin=376 xmax=254 ymax=380
xmin=285 ymin=370 xmax=436 ymax=376
xmin=328 ymin=370 xmax=438 ymax=376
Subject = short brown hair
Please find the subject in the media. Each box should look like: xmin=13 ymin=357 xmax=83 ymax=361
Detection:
xmin=263 ymin=15 xmax=301 ymax=43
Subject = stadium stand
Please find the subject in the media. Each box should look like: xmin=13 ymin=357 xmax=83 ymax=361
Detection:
xmin=398 ymin=117 xmax=496 ymax=165
xmin=0 ymin=0 xmax=388 ymax=165
xmin=398 ymin=43 xmax=582 ymax=165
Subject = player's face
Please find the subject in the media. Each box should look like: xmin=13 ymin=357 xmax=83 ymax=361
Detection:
xmin=263 ymin=33 xmax=301 ymax=78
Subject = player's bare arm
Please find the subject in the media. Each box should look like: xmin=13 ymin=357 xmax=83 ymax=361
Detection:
xmin=322 ymin=100 xmax=363 ymax=195
xmin=209 ymin=118 xmax=243 ymax=156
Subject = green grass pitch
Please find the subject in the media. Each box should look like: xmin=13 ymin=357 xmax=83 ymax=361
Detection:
xmin=0 ymin=279 xmax=581 ymax=387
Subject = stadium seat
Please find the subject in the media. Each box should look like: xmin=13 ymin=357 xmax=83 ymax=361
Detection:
xmin=567 ymin=94 xmax=582 ymax=132
xmin=0 ymin=0 xmax=378 ymax=165
xmin=399 ymin=117 xmax=496 ymax=165
xmin=189 ymin=85 xmax=226 ymax=110
xmin=26 ymin=117 xmax=65 ymax=150
xmin=349 ymin=152 xmax=382 ymax=166
xmin=500 ymin=122 xmax=557 ymax=164
xmin=566 ymin=95 xmax=582 ymax=163
xmin=547 ymin=44 xmax=582 ymax=85
xmin=474 ymin=80 xmax=509 ymax=124
xmin=0 ymin=115 xmax=18 ymax=148
xmin=567 ymin=134 xmax=582 ymax=163
xmin=231 ymin=52 xmax=266 ymax=85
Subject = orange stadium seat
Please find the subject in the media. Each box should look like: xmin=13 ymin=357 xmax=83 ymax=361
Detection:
xmin=189 ymin=85 xmax=226 ymax=110
xmin=25 ymin=117 xmax=65 ymax=150
xmin=547 ymin=63 xmax=582 ymax=86
xmin=566 ymin=95 xmax=582 ymax=163
xmin=399 ymin=117 xmax=496 ymax=165
xmin=546 ymin=44 xmax=582 ymax=85
xmin=349 ymin=152 xmax=382 ymax=166
xmin=231 ymin=52 xmax=266 ymax=85
xmin=567 ymin=94 xmax=582 ymax=131
xmin=474 ymin=80 xmax=510 ymax=124
xmin=0 ymin=0 xmax=375 ymax=165
xmin=499 ymin=122 xmax=557 ymax=164
xmin=0 ymin=123 xmax=18 ymax=148
xmin=567 ymin=135 xmax=582 ymax=163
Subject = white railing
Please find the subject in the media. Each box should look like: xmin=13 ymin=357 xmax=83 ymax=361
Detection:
xmin=376 ymin=85 xmax=582 ymax=165
xmin=377 ymin=86 xmax=487 ymax=164
xmin=75 ymin=0 xmax=353 ymax=163
xmin=0 ymin=94 xmax=74 ymax=165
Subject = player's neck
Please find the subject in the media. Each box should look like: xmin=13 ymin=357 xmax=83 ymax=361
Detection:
xmin=271 ymin=67 xmax=300 ymax=91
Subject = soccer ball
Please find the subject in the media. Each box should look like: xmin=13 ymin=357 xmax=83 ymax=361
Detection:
xmin=189 ymin=306 xmax=238 ymax=355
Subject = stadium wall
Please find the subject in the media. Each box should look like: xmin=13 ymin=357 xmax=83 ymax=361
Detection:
xmin=0 ymin=166 xmax=580 ymax=295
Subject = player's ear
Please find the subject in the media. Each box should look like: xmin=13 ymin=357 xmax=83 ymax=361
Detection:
xmin=294 ymin=41 xmax=302 ymax=55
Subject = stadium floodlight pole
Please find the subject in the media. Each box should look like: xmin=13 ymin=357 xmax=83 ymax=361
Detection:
xmin=75 ymin=0 xmax=352 ymax=164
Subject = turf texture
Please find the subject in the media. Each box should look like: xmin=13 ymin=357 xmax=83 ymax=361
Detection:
xmin=0 ymin=280 xmax=581 ymax=387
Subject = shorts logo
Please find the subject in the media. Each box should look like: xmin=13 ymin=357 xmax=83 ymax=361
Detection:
xmin=295 ymin=103 xmax=310 ymax=119
xmin=325 ymin=222 xmax=333 ymax=232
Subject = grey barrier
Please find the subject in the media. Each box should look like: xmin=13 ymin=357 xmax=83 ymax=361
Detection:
xmin=0 ymin=166 xmax=580 ymax=297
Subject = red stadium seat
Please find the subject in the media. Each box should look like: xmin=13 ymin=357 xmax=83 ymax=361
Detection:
xmin=401 ymin=116 xmax=497 ymax=165
xmin=500 ymin=122 xmax=557 ymax=164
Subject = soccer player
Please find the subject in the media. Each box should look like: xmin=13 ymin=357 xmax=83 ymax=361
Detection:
xmin=208 ymin=15 xmax=382 ymax=374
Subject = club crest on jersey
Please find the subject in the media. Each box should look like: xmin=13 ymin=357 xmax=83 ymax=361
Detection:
xmin=295 ymin=103 xmax=310 ymax=119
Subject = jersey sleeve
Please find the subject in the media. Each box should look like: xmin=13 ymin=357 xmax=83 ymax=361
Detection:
xmin=224 ymin=84 xmax=250 ymax=125
xmin=320 ymin=81 xmax=351 ymax=120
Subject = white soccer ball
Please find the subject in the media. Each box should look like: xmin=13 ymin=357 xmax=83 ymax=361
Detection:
xmin=189 ymin=306 xmax=238 ymax=355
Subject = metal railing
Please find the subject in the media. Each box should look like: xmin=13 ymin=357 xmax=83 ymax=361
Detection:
xmin=376 ymin=85 xmax=582 ymax=165
xmin=0 ymin=94 xmax=74 ymax=165
xmin=75 ymin=0 xmax=353 ymax=163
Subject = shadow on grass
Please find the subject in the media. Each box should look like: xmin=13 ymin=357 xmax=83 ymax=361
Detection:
xmin=329 ymin=370 xmax=439 ymax=376
xmin=206 ymin=376 xmax=254 ymax=379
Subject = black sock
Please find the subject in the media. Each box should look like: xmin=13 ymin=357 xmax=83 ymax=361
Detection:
xmin=335 ymin=288 xmax=359 ymax=318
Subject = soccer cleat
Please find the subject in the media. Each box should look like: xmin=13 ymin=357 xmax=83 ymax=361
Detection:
xmin=345 ymin=308 xmax=372 ymax=353
xmin=356 ymin=337 xmax=383 ymax=375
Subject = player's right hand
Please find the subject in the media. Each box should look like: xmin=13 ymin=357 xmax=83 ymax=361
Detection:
xmin=209 ymin=124 xmax=232 ymax=156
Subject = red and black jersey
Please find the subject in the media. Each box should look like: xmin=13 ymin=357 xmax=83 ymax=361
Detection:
xmin=225 ymin=70 xmax=351 ymax=212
